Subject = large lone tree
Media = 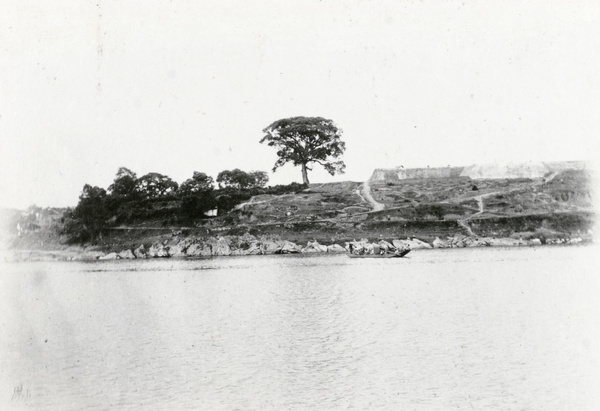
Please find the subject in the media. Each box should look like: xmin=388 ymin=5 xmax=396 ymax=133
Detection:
xmin=261 ymin=116 xmax=345 ymax=185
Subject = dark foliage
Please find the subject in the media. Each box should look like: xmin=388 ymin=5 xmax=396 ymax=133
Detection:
xmin=262 ymin=182 xmax=307 ymax=195
xmin=215 ymin=190 xmax=253 ymax=213
xmin=61 ymin=184 xmax=109 ymax=243
xmin=180 ymin=193 xmax=218 ymax=221
xmin=62 ymin=164 xmax=305 ymax=244
xmin=414 ymin=203 xmax=466 ymax=220
xmin=136 ymin=172 xmax=178 ymax=199
xmin=217 ymin=169 xmax=269 ymax=190
xmin=108 ymin=167 xmax=138 ymax=198
xmin=179 ymin=172 xmax=214 ymax=195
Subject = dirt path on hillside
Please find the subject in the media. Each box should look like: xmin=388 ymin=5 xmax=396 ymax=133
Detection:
xmin=360 ymin=180 xmax=385 ymax=212
xmin=457 ymin=190 xmax=501 ymax=235
xmin=234 ymin=193 xmax=295 ymax=210
xmin=457 ymin=219 xmax=476 ymax=236
xmin=476 ymin=195 xmax=484 ymax=213
xmin=469 ymin=191 xmax=501 ymax=218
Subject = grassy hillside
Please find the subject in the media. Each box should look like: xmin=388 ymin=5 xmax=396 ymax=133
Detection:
xmin=182 ymin=169 xmax=594 ymax=245
xmin=227 ymin=181 xmax=368 ymax=223
xmin=369 ymin=170 xmax=593 ymax=219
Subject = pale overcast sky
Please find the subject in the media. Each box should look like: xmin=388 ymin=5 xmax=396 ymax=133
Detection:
xmin=1 ymin=0 xmax=599 ymax=208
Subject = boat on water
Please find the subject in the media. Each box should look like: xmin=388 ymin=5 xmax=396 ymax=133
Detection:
xmin=347 ymin=249 xmax=411 ymax=258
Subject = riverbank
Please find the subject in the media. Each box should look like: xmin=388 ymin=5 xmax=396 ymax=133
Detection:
xmin=2 ymin=231 xmax=592 ymax=262
xmin=2 ymin=168 xmax=594 ymax=262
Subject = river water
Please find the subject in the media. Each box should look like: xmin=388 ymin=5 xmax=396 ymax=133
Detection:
xmin=1 ymin=246 xmax=599 ymax=410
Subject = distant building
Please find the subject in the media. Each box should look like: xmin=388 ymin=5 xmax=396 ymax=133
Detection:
xmin=460 ymin=162 xmax=549 ymax=179
xmin=369 ymin=161 xmax=588 ymax=183
xmin=370 ymin=166 xmax=464 ymax=183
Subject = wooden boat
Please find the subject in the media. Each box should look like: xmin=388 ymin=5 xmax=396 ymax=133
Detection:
xmin=347 ymin=249 xmax=410 ymax=258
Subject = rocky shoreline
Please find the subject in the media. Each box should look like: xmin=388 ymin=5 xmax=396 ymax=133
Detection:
xmin=89 ymin=232 xmax=585 ymax=261
xmin=3 ymin=231 xmax=588 ymax=262
xmin=3 ymin=225 xmax=590 ymax=262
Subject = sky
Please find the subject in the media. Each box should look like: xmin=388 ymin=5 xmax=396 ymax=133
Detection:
xmin=1 ymin=0 xmax=599 ymax=209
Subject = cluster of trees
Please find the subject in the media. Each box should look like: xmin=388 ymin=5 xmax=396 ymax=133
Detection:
xmin=105 ymin=167 xmax=272 ymax=200
xmin=61 ymin=167 xmax=304 ymax=243
xmin=63 ymin=116 xmax=347 ymax=243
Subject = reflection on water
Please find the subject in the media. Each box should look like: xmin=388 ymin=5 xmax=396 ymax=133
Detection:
xmin=1 ymin=246 xmax=599 ymax=410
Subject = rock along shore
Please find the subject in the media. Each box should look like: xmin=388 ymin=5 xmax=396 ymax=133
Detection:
xmin=94 ymin=232 xmax=584 ymax=260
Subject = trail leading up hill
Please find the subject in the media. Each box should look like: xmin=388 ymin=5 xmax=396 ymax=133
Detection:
xmin=361 ymin=180 xmax=385 ymax=212
xmin=457 ymin=191 xmax=501 ymax=236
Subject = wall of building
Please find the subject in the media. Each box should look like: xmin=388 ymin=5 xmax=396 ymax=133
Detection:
xmin=369 ymin=161 xmax=587 ymax=183
xmin=370 ymin=167 xmax=464 ymax=182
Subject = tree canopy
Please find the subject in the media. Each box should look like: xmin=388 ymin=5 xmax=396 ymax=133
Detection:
xmin=136 ymin=172 xmax=178 ymax=198
xmin=108 ymin=167 xmax=138 ymax=198
xmin=217 ymin=169 xmax=269 ymax=190
xmin=261 ymin=116 xmax=345 ymax=185
xmin=178 ymin=171 xmax=216 ymax=220
xmin=179 ymin=171 xmax=214 ymax=195
xmin=61 ymin=166 xmax=303 ymax=244
xmin=66 ymin=184 xmax=109 ymax=242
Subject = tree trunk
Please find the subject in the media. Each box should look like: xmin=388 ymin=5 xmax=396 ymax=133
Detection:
xmin=301 ymin=163 xmax=310 ymax=185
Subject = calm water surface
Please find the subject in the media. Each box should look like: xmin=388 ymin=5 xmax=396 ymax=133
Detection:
xmin=1 ymin=246 xmax=599 ymax=410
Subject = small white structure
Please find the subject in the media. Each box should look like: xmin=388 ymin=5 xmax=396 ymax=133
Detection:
xmin=203 ymin=208 xmax=218 ymax=217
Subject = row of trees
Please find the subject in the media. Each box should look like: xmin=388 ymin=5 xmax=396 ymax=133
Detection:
xmin=108 ymin=167 xmax=269 ymax=200
xmin=62 ymin=167 xmax=304 ymax=243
